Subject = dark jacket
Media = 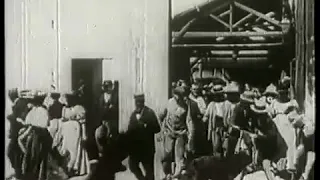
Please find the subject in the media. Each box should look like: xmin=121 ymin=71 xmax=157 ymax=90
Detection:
xmin=230 ymin=104 xmax=253 ymax=131
xmin=98 ymin=92 xmax=119 ymax=121
xmin=127 ymin=106 xmax=160 ymax=156
xmin=253 ymin=116 xmax=278 ymax=160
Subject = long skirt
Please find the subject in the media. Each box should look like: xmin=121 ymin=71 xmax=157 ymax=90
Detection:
xmin=19 ymin=126 xmax=52 ymax=180
xmin=273 ymin=114 xmax=297 ymax=170
xmin=60 ymin=121 xmax=90 ymax=176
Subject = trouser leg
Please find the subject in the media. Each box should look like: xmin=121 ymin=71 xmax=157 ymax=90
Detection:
xmin=212 ymin=129 xmax=223 ymax=157
xmin=161 ymin=134 xmax=175 ymax=176
xmin=262 ymin=159 xmax=275 ymax=180
xmin=129 ymin=156 xmax=144 ymax=180
xmin=141 ymin=154 xmax=155 ymax=180
xmin=173 ymin=135 xmax=186 ymax=176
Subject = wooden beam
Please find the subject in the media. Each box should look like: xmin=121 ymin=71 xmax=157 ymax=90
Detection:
xmin=172 ymin=42 xmax=283 ymax=48
xmin=233 ymin=13 xmax=254 ymax=28
xmin=209 ymin=14 xmax=230 ymax=29
xmin=172 ymin=31 xmax=284 ymax=38
xmin=172 ymin=18 xmax=197 ymax=43
xmin=234 ymin=2 xmax=281 ymax=28
xmin=255 ymin=12 xmax=276 ymax=22
xmin=219 ymin=9 xmax=230 ymax=17
xmin=229 ymin=3 xmax=233 ymax=32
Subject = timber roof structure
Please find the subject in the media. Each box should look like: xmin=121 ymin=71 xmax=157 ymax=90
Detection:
xmin=171 ymin=0 xmax=291 ymax=50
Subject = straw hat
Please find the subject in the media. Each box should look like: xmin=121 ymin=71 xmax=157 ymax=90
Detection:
xmin=240 ymin=91 xmax=255 ymax=103
xmin=210 ymin=84 xmax=224 ymax=94
xmin=225 ymin=82 xmax=240 ymax=94
xmin=263 ymin=84 xmax=278 ymax=96
xmin=250 ymin=99 xmax=268 ymax=114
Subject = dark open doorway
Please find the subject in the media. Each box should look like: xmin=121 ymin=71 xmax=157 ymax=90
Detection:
xmin=72 ymin=59 xmax=103 ymax=137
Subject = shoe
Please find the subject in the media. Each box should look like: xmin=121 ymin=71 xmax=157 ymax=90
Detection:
xmin=161 ymin=174 xmax=172 ymax=180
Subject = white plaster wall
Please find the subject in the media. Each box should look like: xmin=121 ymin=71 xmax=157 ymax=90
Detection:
xmin=5 ymin=0 xmax=169 ymax=131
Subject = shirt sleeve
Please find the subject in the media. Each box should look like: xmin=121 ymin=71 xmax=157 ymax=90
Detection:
xmin=203 ymin=102 xmax=212 ymax=123
xmin=197 ymin=97 xmax=207 ymax=115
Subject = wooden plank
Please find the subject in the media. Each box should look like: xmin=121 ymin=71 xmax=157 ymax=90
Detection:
xmin=209 ymin=14 xmax=230 ymax=29
xmin=172 ymin=31 xmax=284 ymax=38
xmin=233 ymin=13 xmax=254 ymax=29
xmin=172 ymin=18 xmax=197 ymax=43
xmin=234 ymin=2 xmax=281 ymax=28
xmin=172 ymin=42 xmax=283 ymax=48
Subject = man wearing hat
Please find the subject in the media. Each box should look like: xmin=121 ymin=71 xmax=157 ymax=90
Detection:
xmin=226 ymin=91 xmax=255 ymax=158
xmin=222 ymin=82 xmax=241 ymax=156
xmin=203 ymin=84 xmax=227 ymax=157
xmin=98 ymin=80 xmax=119 ymax=132
xmin=159 ymin=85 xmax=201 ymax=179
xmin=95 ymin=112 xmax=127 ymax=179
xmin=127 ymin=93 xmax=160 ymax=180
xmin=238 ymin=99 xmax=278 ymax=180
xmin=262 ymin=84 xmax=278 ymax=116
xmin=189 ymin=83 xmax=207 ymax=115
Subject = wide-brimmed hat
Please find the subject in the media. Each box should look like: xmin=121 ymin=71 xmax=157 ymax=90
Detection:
xmin=212 ymin=76 xmax=227 ymax=86
xmin=250 ymin=99 xmax=268 ymax=114
xmin=19 ymin=90 xmax=33 ymax=99
xmin=225 ymin=82 xmax=240 ymax=94
xmin=263 ymin=84 xmax=278 ymax=96
xmin=240 ymin=91 xmax=255 ymax=103
xmin=280 ymin=76 xmax=291 ymax=84
xmin=210 ymin=84 xmax=224 ymax=94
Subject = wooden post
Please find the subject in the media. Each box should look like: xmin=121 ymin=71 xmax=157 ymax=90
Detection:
xmin=229 ymin=3 xmax=233 ymax=32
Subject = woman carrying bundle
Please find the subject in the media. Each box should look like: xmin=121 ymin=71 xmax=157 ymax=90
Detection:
xmin=17 ymin=92 xmax=52 ymax=180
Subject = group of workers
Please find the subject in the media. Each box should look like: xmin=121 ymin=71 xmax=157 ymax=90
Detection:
xmin=5 ymin=76 xmax=315 ymax=180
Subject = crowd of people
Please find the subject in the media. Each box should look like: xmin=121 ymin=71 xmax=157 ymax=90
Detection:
xmin=5 ymin=76 xmax=315 ymax=180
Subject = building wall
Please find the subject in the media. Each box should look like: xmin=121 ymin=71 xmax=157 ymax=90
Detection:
xmin=5 ymin=0 xmax=169 ymax=131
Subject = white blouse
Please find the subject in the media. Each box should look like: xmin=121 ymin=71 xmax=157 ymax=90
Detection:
xmin=25 ymin=106 xmax=49 ymax=128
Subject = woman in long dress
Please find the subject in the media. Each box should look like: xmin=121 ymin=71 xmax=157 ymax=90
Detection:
xmin=270 ymin=78 xmax=299 ymax=172
xmin=18 ymin=94 xmax=52 ymax=180
xmin=57 ymin=94 xmax=90 ymax=177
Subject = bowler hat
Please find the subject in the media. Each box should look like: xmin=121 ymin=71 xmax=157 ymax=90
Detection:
xmin=250 ymin=99 xmax=268 ymax=114
xmin=103 ymin=80 xmax=113 ymax=87
xmin=240 ymin=91 xmax=255 ymax=103
xmin=134 ymin=93 xmax=145 ymax=101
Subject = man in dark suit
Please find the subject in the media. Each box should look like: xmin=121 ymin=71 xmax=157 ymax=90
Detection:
xmin=98 ymin=80 xmax=118 ymax=128
xmin=127 ymin=93 xmax=160 ymax=180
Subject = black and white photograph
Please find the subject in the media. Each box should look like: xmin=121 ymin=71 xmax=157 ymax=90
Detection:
xmin=5 ymin=0 xmax=314 ymax=180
